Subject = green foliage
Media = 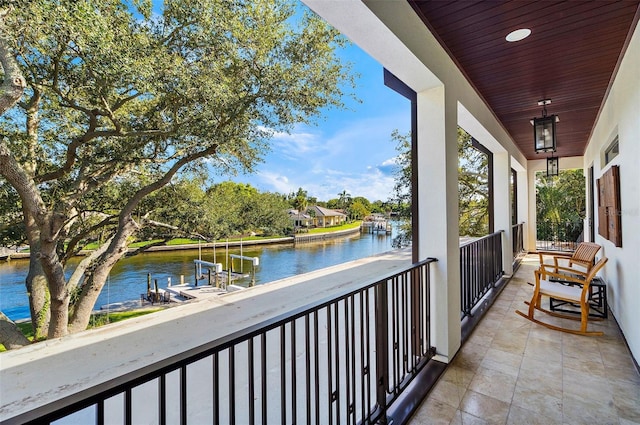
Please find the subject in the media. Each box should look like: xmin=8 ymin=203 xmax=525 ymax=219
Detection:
xmin=387 ymin=130 xmax=412 ymax=247
xmin=290 ymin=187 xmax=309 ymax=212
xmin=536 ymin=169 xmax=585 ymax=242
xmin=458 ymin=128 xmax=489 ymax=237
xmin=326 ymin=198 xmax=339 ymax=209
xmin=337 ymin=190 xmax=352 ymax=210
xmin=347 ymin=200 xmax=370 ymax=220
xmin=0 ymin=182 xmax=24 ymax=247
xmin=87 ymin=309 xmax=161 ymax=328
xmin=388 ymin=127 xmax=491 ymax=246
xmin=201 ymin=181 xmax=291 ymax=238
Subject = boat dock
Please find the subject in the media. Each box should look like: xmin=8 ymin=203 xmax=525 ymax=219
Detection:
xmin=360 ymin=215 xmax=392 ymax=234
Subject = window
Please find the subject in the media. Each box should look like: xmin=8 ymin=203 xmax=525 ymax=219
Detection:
xmin=604 ymin=136 xmax=619 ymax=165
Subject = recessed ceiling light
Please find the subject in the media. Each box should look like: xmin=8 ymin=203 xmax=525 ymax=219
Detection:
xmin=506 ymin=28 xmax=531 ymax=42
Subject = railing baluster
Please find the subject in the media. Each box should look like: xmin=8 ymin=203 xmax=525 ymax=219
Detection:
xmin=229 ymin=348 xmax=235 ymax=425
xmin=349 ymin=295 xmax=356 ymax=425
xmin=213 ymin=352 xmax=219 ymax=424
xmin=125 ymin=388 xmax=132 ymax=425
xmin=280 ymin=325 xmax=286 ymax=425
xmin=314 ymin=310 xmax=320 ymax=425
xmin=248 ymin=338 xmax=255 ymax=425
xmin=375 ymin=278 xmax=389 ymax=424
xmin=159 ymin=374 xmax=166 ymax=425
xmin=180 ymin=366 xmax=187 ymax=425
xmin=334 ymin=300 xmax=340 ymax=424
xmin=291 ymin=320 xmax=297 ymax=424
xmin=97 ymin=400 xmax=104 ymax=425
xmin=261 ymin=334 xmax=267 ymax=425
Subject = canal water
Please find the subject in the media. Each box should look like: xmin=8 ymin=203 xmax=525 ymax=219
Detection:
xmin=0 ymin=230 xmax=396 ymax=321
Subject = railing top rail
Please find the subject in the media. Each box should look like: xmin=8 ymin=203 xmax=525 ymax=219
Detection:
xmin=459 ymin=230 xmax=504 ymax=248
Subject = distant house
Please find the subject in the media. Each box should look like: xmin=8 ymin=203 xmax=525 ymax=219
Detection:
xmin=307 ymin=205 xmax=347 ymax=228
xmin=288 ymin=209 xmax=312 ymax=229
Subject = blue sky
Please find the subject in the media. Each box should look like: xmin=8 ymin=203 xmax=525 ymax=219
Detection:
xmin=232 ymin=43 xmax=411 ymax=203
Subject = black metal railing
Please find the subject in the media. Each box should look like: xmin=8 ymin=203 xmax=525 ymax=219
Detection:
xmin=17 ymin=259 xmax=437 ymax=425
xmin=460 ymin=231 xmax=504 ymax=319
xmin=512 ymin=222 xmax=525 ymax=260
xmin=536 ymin=219 xmax=583 ymax=251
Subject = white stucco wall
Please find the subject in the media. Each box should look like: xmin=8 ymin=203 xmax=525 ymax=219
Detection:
xmin=583 ymin=24 xmax=640 ymax=361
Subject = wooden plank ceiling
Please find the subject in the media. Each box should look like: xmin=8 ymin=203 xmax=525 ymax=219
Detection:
xmin=408 ymin=0 xmax=640 ymax=160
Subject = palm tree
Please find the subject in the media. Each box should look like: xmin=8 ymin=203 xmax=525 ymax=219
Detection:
xmin=337 ymin=190 xmax=351 ymax=210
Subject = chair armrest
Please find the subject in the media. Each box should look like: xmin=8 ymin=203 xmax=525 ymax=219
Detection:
xmin=540 ymin=263 xmax=588 ymax=277
xmin=536 ymin=268 xmax=590 ymax=286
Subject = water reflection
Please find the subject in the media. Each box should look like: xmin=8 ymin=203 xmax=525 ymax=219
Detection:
xmin=0 ymin=231 xmax=395 ymax=321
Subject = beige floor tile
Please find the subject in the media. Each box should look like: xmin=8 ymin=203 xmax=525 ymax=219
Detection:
xmin=410 ymin=397 xmax=458 ymax=425
xmin=466 ymin=326 xmax=497 ymax=348
xmin=452 ymin=343 xmax=489 ymax=373
xmin=611 ymin=378 xmax=640 ymax=423
xmin=480 ymin=348 xmax=523 ymax=378
xmin=511 ymin=382 xmax=563 ymax=422
xmin=459 ymin=390 xmax=510 ymax=424
xmin=450 ymin=409 xmax=489 ymax=425
xmin=527 ymin=325 xmax=563 ymax=344
xmin=441 ymin=365 xmax=476 ymax=389
xmin=506 ymin=404 xmax=561 ymax=425
xmin=563 ymin=367 xmax=614 ymax=404
xmin=523 ymin=337 xmax=562 ymax=363
xmin=468 ymin=367 xmax=517 ymax=404
xmin=562 ymin=355 xmax=605 ymax=377
xmin=562 ymin=392 xmax=619 ymax=425
xmin=428 ymin=378 xmax=466 ymax=409
xmin=489 ymin=333 xmax=527 ymax=355
xmin=515 ymin=367 xmax=564 ymax=400
xmin=605 ymin=363 xmax=640 ymax=385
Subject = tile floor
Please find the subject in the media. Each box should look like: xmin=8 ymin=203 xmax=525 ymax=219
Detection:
xmin=410 ymin=254 xmax=640 ymax=425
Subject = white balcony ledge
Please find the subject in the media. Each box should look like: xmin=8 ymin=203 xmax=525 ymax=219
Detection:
xmin=0 ymin=249 xmax=413 ymax=422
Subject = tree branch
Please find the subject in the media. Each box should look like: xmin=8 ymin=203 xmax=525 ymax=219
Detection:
xmin=0 ymin=312 xmax=30 ymax=349
xmin=0 ymin=8 xmax=26 ymax=115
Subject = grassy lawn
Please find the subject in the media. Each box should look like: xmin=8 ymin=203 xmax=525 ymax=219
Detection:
xmin=79 ymin=223 xmax=361 ymax=251
xmin=307 ymin=221 xmax=362 ymax=234
xmin=0 ymin=309 xmax=161 ymax=352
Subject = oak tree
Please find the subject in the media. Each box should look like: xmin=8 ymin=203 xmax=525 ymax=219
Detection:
xmin=0 ymin=0 xmax=354 ymax=347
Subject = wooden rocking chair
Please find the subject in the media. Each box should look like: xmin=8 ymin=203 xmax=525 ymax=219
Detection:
xmin=516 ymin=256 xmax=608 ymax=336
xmin=538 ymin=241 xmax=601 ymax=275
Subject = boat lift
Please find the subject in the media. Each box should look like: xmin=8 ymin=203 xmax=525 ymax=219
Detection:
xmin=229 ymin=254 xmax=260 ymax=286
xmin=193 ymin=260 xmax=224 ymax=288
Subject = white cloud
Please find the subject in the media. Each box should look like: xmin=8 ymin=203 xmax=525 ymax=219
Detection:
xmin=251 ymin=166 xmax=394 ymax=202
xmin=254 ymin=171 xmax=291 ymax=194
xmin=262 ymin=125 xmax=326 ymax=159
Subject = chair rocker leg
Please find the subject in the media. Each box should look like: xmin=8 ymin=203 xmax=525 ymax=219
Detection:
xmin=514 ymin=309 xmax=603 ymax=336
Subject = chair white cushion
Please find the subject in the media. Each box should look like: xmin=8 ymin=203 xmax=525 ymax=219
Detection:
xmin=539 ymin=279 xmax=582 ymax=302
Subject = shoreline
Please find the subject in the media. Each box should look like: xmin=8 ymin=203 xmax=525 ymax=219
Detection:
xmin=0 ymin=226 xmax=364 ymax=261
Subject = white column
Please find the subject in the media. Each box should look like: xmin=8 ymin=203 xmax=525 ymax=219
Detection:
xmin=493 ymin=152 xmax=513 ymax=275
xmin=516 ymin=168 xmax=529 ymax=249
xmin=416 ymin=86 xmax=461 ymax=361
xmin=526 ymin=164 xmax=539 ymax=251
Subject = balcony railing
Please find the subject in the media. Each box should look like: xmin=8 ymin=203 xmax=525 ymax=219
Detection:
xmin=512 ymin=222 xmax=525 ymax=259
xmin=14 ymin=258 xmax=437 ymax=425
xmin=460 ymin=231 xmax=504 ymax=319
xmin=536 ymin=219 xmax=583 ymax=251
